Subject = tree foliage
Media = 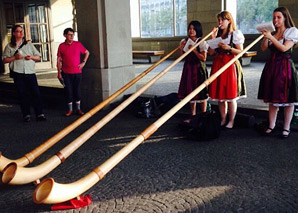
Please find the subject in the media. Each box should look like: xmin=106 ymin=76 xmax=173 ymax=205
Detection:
xmin=237 ymin=0 xmax=278 ymax=34
xmin=140 ymin=0 xmax=186 ymax=37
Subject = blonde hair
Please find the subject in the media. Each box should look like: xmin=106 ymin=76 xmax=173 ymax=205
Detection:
xmin=217 ymin=11 xmax=236 ymax=38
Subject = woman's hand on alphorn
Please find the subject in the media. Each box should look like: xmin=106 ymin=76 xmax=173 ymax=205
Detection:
xmin=261 ymin=30 xmax=273 ymax=40
xmin=218 ymin=42 xmax=230 ymax=51
xmin=179 ymin=40 xmax=186 ymax=50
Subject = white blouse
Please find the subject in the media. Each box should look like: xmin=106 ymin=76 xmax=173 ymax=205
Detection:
xmin=274 ymin=27 xmax=298 ymax=44
xmin=221 ymin=30 xmax=245 ymax=45
xmin=180 ymin=38 xmax=209 ymax=53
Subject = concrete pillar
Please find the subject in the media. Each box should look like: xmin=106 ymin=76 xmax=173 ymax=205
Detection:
xmin=279 ymin=0 xmax=298 ymax=61
xmin=75 ymin=0 xmax=135 ymax=109
xmin=279 ymin=0 xmax=298 ymax=27
xmin=0 ymin=1 xmax=7 ymax=74
xmin=187 ymin=0 xmax=223 ymax=33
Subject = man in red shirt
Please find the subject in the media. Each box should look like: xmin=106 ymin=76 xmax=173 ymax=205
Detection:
xmin=57 ymin=28 xmax=90 ymax=116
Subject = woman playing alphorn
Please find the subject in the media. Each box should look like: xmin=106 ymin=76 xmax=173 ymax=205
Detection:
xmin=258 ymin=7 xmax=298 ymax=138
xmin=208 ymin=11 xmax=246 ymax=129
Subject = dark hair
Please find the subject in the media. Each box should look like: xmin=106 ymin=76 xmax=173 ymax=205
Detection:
xmin=63 ymin=28 xmax=74 ymax=35
xmin=10 ymin=25 xmax=25 ymax=47
xmin=274 ymin=7 xmax=295 ymax=28
xmin=188 ymin=20 xmax=203 ymax=38
xmin=216 ymin=11 xmax=236 ymax=38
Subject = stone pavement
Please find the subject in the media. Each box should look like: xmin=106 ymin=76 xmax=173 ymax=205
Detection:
xmin=0 ymin=61 xmax=298 ymax=212
xmin=0 ymin=99 xmax=298 ymax=212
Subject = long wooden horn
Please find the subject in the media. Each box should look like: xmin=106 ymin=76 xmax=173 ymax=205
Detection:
xmin=0 ymin=47 xmax=179 ymax=172
xmin=2 ymin=32 xmax=212 ymax=185
xmin=33 ymin=34 xmax=264 ymax=204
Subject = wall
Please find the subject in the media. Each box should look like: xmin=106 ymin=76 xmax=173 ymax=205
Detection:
xmin=0 ymin=1 xmax=6 ymax=73
xmin=132 ymin=0 xmax=222 ymax=59
xmin=75 ymin=0 xmax=136 ymax=108
xmin=49 ymin=0 xmax=76 ymax=68
xmin=132 ymin=0 xmax=298 ymax=63
xmin=280 ymin=0 xmax=298 ymax=62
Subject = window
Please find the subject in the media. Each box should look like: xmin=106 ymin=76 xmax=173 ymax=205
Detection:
xmin=27 ymin=3 xmax=50 ymax=62
xmin=4 ymin=2 xmax=51 ymax=63
xmin=235 ymin=0 xmax=278 ymax=34
xmin=130 ymin=0 xmax=187 ymax=38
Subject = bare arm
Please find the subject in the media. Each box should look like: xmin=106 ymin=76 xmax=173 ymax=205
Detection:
xmin=179 ymin=40 xmax=187 ymax=56
xmin=192 ymin=48 xmax=207 ymax=62
xmin=260 ymin=37 xmax=269 ymax=52
xmin=25 ymin=55 xmax=40 ymax=62
xmin=218 ymin=42 xmax=243 ymax=55
xmin=262 ymin=30 xmax=294 ymax=52
xmin=57 ymin=57 xmax=63 ymax=79
xmin=3 ymin=55 xmax=17 ymax=64
xmin=78 ymin=50 xmax=90 ymax=70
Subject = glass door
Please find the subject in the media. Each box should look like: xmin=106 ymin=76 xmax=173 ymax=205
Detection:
xmin=26 ymin=2 xmax=51 ymax=69
xmin=3 ymin=1 xmax=52 ymax=70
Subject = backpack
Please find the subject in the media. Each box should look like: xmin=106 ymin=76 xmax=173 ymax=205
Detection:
xmin=155 ymin=93 xmax=180 ymax=115
xmin=135 ymin=96 xmax=160 ymax=119
xmin=186 ymin=110 xmax=221 ymax=141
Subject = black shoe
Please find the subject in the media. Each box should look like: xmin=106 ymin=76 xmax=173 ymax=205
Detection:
xmin=23 ymin=115 xmax=31 ymax=122
xmin=281 ymin=129 xmax=290 ymax=138
xmin=37 ymin=114 xmax=47 ymax=121
xmin=262 ymin=127 xmax=275 ymax=136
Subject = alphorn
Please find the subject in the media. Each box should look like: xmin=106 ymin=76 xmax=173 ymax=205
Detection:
xmin=0 ymin=47 xmax=179 ymax=172
xmin=33 ymin=34 xmax=266 ymax=204
xmin=2 ymin=32 xmax=213 ymax=185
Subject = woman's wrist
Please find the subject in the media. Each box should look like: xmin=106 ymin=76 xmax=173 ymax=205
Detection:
xmin=228 ymin=46 xmax=232 ymax=53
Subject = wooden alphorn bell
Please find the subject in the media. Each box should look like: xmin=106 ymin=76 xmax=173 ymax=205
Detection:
xmin=0 ymin=47 xmax=179 ymax=172
xmin=33 ymin=22 xmax=276 ymax=204
xmin=2 ymin=32 xmax=213 ymax=185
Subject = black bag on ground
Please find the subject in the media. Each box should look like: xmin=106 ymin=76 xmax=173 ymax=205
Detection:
xmin=155 ymin=93 xmax=180 ymax=115
xmin=186 ymin=110 xmax=221 ymax=141
xmin=234 ymin=113 xmax=255 ymax=128
xmin=254 ymin=119 xmax=269 ymax=134
xmin=135 ymin=97 xmax=160 ymax=119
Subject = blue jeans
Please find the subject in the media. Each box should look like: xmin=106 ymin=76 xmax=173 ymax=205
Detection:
xmin=13 ymin=72 xmax=43 ymax=117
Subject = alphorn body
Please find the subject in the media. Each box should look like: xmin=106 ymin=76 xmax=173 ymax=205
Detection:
xmin=0 ymin=47 xmax=179 ymax=172
xmin=33 ymin=33 xmax=267 ymax=204
xmin=2 ymin=32 xmax=213 ymax=185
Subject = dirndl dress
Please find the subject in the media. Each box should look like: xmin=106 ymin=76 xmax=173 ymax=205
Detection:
xmin=178 ymin=38 xmax=209 ymax=102
xmin=208 ymin=30 xmax=246 ymax=101
xmin=258 ymin=27 xmax=298 ymax=106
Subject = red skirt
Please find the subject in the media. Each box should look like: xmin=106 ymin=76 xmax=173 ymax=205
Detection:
xmin=209 ymin=53 xmax=237 ymax=101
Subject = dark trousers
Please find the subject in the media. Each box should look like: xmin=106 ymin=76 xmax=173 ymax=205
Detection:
xmin=63 ymin=73 xmax=82 ymax=103
xmin=13 ymin=72 xmax=43 ymax=117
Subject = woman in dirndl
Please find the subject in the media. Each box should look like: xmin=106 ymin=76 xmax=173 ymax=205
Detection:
xmin=208 ymin=11 xmax=246 ymax=129
xmin=178 ymin=20 xmax=209 ymax=122
xmin=258 ymin=7 xmax=298 ymax=138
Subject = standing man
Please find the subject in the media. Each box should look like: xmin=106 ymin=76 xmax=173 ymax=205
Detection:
xmin=3 ymin=25 xmax=46 ymax=122
xmin=57 ymin=28 xmax=90 ymax=116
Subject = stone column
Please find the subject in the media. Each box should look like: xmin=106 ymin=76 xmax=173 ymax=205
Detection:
xmin=75 ymin=0 xmax=135 ymax=109
xmin=279 ymin=0 xmax=298 ymax=62
xmin=187 ymin=0 xmax=223 ymax=33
